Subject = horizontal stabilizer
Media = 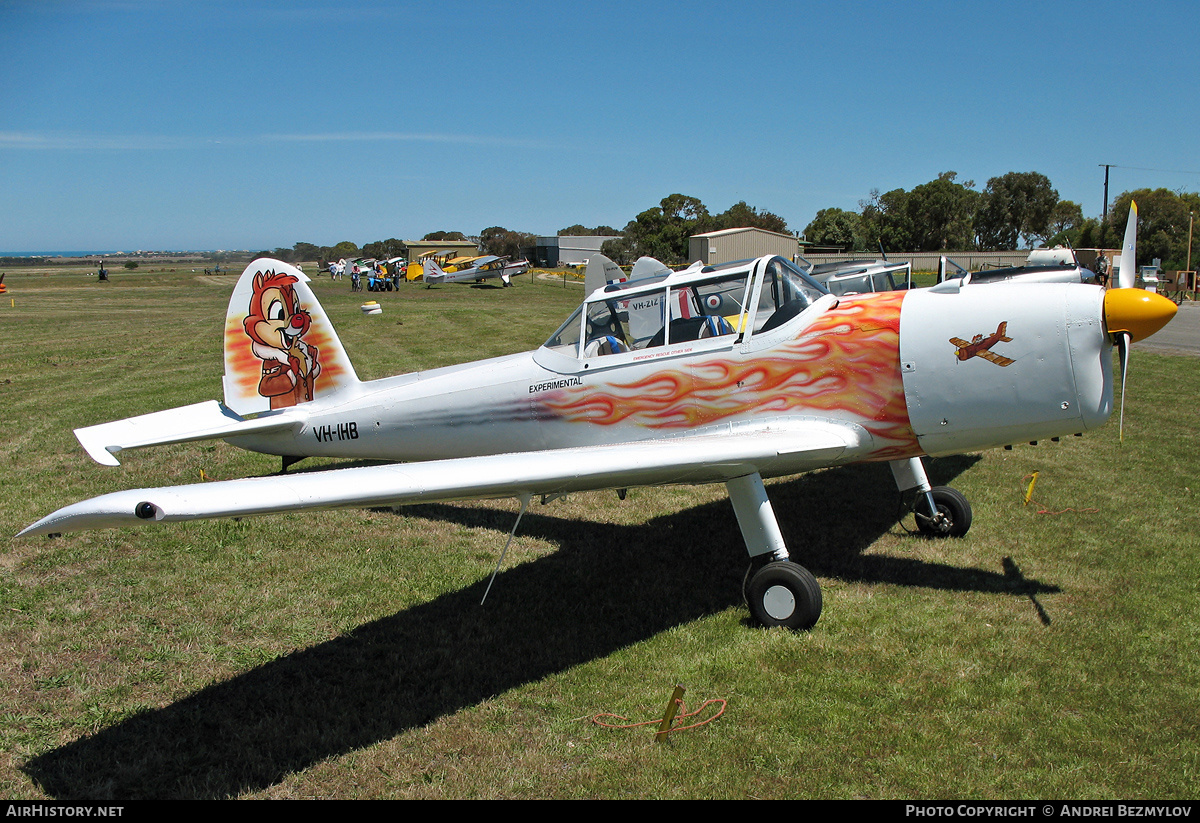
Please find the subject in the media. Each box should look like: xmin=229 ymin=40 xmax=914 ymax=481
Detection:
xmin=74 ymin=400 xmax=303 ymax=466
xmin=22 ymin=424 xmax=855 ymax=536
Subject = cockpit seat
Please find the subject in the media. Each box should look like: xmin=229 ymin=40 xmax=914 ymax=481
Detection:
xmin=698 ymin=315 xmax=735 ymax=338
xmin=584 ymin=335 xmax=629 ymax=357
xmin=646 ymin=316 xmax=733 ymax=348
xmin=761 ymin=299 xmax=808 ymax=332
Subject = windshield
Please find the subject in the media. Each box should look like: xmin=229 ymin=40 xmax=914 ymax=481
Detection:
xmin=750 ymin=257 xmax=828 ymax=333
xmin=542 ymin=256 xmax=827 ymax=358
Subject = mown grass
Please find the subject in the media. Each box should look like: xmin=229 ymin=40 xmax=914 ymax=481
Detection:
xmin=1 ymin=266 xmax=1197 ymax=799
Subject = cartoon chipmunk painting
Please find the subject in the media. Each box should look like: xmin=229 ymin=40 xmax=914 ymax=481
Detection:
xmin=242 ymin=270 xmax=322 ymax=408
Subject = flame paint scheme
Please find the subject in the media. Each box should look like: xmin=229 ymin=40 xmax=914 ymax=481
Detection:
xmin=19 ymin=218 xmax=1177 ymax=629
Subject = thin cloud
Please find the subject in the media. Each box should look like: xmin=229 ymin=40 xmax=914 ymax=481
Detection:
xmin=259 ymin=131 xmax=552 ymax=150
xmin=0 ymin=132 xmax=206 ymax=151
xmin=1 ymin=130 xmax=554 ymax=151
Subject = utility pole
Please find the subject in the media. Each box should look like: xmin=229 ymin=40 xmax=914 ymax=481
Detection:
xmin=1099 ymin=164 xmax=1115 ymax=225
xmin=1188 ymin=212 xmax=1194 ymax=274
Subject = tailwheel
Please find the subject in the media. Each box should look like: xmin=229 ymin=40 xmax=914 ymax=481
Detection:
xmin=913 ymin=486 xmax=972 ymax=538
xmin=745 ymin=561 xmax=822 ymax=630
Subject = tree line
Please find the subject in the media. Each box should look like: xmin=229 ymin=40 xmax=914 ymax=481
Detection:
xmin=276 ymin=198 xmax=787 ymax=270
xmin=805 ymin=171 xmax=1199 ymax=270
xmin=277 ymin=174 xmax=1197 ymax=272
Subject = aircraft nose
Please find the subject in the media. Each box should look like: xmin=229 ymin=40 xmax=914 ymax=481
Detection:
xmin=1103 ymin=288 xmax=1177 ymax=342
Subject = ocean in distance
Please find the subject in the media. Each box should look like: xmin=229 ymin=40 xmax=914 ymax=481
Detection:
xmin=2 ymin=249 xmax=127 ymax=256
xmin=2 ymin=250 xmax=218 ymax=257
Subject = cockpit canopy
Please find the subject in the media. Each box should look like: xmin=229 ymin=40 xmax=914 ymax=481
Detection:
xmin=543 ymin=255 xmax=829 ymax=359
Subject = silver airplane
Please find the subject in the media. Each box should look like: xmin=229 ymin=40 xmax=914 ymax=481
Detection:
xmin=20 ymin=205 xmax=1174 ymax=630
xmin=423 ymin=255 xmax=530 ymax=287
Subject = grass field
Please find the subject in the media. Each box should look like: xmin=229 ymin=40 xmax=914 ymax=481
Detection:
xmin=1 ymin=265 xmax=1198 ymax=799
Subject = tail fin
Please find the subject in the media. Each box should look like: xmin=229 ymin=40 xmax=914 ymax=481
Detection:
xmin=996 ymin=321 xmax=1012 ymax=342
xmin=583 ymin=253 xmax=624 ymax=295
xmin=223 ymin=258 xmax=360 ymax=416
xmin=423 ymin=257 xmax=446 ymax=284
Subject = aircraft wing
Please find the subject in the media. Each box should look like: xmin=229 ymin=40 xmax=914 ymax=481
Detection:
xmin=976 ymin=350 xmax=1014 ymax=367
xmin=19 ymin=423 xmax=858 ymax=537
xmin=74 ymin=401 xmax=305 ymax=466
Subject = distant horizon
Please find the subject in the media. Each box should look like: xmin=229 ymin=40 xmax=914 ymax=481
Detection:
xmin=0 ymin=249 xmax=251 ymax=258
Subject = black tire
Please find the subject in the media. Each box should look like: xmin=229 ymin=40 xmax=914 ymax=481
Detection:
xmin=746 ymin=561 xmax=822 ymax=630
xmin=914 ymin=486 xmax=972 ymax=538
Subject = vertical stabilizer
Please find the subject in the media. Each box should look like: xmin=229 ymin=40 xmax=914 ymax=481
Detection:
xmin=583 ymin=253 xmax=624 ymax=295
xmin=223 ymin=258 xmax=359 ymax=416
xmin=423 ymin=257 xmax=447 ymax=285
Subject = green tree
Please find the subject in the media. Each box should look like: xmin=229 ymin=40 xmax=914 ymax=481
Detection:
xmin=975 ymin=171 xmax=1058 ymax=249
xmin=804 ymin=208 xmax=864 ymax=251
xmin=330 ymin=240 xmax=360 ymax=259
xmin=859 ymin=173 xmax=979 ymax=252
xmin=709 ymin=201 xmax=789 ymax=234
xmin=859 ymin=187 xmax=915 ymax=251
xmin=422 ymin=231 xmax=466 ymax=242
xmin=1044 ymin=200 xmax=1084 ymax=247
xmin=480 ymin=226 xmax=536 ymax=259
xmin=623 ymin=194 xmax=710 ymax=264
xmin=362 ymin=238 xmax=406 ymax=260
xmin=600 ymin=236 xmax=639 ymax=265
xmin=293 ymin=242 xmax=322 ymax=262
xmin=906 ymin=173 xmax=979 ymax=251
xmin=1109 ymin=188 xmax=1200 ymax=270
xmin=559 ymin=224 xmax=622 ymax=236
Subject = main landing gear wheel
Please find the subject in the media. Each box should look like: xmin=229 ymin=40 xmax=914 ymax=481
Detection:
xmin=745 ymin=561 xmax=822 ymax=630
xmin=913 ymin=486 xmax=972 ymax=538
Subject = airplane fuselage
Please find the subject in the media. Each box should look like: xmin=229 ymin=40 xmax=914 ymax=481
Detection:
xmin=228 ymin=281 xmax=1114 ymax=476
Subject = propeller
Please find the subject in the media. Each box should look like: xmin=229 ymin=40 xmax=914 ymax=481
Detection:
xmin=1102 ymin=200 xmax=1177 ymax=441
xmin=1116 ymin=200 xmax=1136 ymax=440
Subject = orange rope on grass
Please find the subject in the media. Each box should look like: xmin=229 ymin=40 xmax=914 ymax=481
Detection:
xmin=1022 ymin=473 xmax=1100 ymax=515
xmin=592 ymin=698 xmax=727 ymax=735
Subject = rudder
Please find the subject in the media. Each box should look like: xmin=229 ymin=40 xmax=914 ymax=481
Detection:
xmin=223 ymin=258 xmax=360 ymax=416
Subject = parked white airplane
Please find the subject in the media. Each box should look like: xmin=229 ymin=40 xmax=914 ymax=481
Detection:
xmin=20 ymin=208 xmax=1175 ymax=629
xmin=423 ymin=255 xmax=530 ymax=287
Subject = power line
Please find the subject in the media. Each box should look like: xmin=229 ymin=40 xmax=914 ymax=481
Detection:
xmin=1104 ymin=164 xmax=1200 ymax=176
xmin=1100 ymin=164 xmax=1200 ymax=223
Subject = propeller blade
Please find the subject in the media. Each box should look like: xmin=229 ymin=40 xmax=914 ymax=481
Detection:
xmin=1118 ymin=201 xmax=1138 ymax=289
xmin=1117 ymin=331 xmax=1130 ymax=442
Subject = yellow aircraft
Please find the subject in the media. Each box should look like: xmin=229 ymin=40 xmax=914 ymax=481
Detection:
xmin=406 ymin=250 xmax=464 ymax=281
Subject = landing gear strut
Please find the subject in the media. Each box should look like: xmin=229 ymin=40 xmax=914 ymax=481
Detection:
xmin=726 ymin=472 xmax=823 ymax=631
xmin=913 ymin=486 xmax=972 ymax=538
xmin=890 ymin=457 xmax=972 ymax=538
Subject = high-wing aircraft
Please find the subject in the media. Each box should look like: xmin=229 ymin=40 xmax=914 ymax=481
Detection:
xmin=19 ymin=205 xmax=1176 ymax=630
xmin=423 ymin=255 xmax=530 ymax=287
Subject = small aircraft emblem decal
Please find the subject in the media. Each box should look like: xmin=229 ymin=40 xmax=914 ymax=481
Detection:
xmin=950 ymin=322 xmax=1014 ymax=367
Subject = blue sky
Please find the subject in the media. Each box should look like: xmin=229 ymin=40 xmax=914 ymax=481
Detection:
xmin=3 ymin=0 xmax=1198 ymax=252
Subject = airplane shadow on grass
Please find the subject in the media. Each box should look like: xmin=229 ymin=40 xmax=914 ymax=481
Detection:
xmin=23 ymin=455 xmax=1059 ymax=799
